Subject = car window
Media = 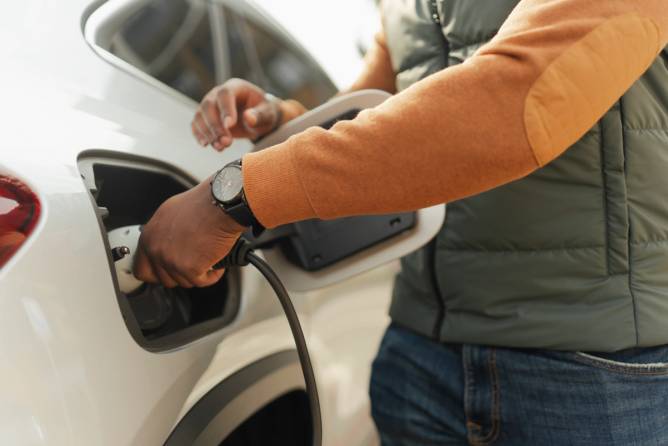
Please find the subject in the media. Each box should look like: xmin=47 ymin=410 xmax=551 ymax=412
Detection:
xmin=109 ymin=0 xmax=217 ymax=102
xmin=221 ymin=7 xmax=257 ymax=86
xmin=107 ymin=0 xmax=337 ymax=108
xmin=225 ymin=8 xmax=337 ymax=109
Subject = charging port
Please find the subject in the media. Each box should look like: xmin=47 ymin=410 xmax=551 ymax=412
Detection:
xmin=79 ymin=154 xmax=240 ymax=350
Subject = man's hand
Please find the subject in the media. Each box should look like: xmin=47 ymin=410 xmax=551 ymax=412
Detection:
xmin=192 ymin=79 xmax=281 ymax=151
xmin=133 ymin=179 xmax=246 ymax=288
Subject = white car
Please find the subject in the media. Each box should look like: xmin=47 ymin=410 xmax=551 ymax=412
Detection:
xmin=0 ymin=1 xmax=442 ymax=445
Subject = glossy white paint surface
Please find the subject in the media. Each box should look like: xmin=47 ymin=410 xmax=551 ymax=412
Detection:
xmin=0 ymin=1 xmax=407 ymax=444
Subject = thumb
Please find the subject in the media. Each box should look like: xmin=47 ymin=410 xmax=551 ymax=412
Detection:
xmin=133 ymin=246 xmax=158 ymax=284
xmin=192 ymin=268 xmax=225 ymax=288
xmin=244 ymin=101 xmax=278 ymax=129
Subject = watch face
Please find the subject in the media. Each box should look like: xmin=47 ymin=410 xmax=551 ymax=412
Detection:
xmin=212 ymin=165 xmax=243 ymax=204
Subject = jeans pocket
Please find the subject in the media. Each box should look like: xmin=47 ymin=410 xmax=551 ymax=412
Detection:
xmin=571 ymin=351 xmax=668 ymax=375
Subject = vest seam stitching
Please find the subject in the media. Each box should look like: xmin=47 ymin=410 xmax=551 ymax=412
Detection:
xmin=428 ymin=0 xmax=448 ymax=341
xmin=452 ymin=39 xmax=495 ymax=48
xmin=428 ymin=240 xmax=446 ymax=339
xmin=623 ymin=128 xmax=668 ymax=132
xmin=447 ymin=31 xmax=502 ymax=52
xmin=620 ymin=97 xmax=640 ymax=346
xmin=630 ymin=238 xmax=668 ymax=246
xmin=442 ymin=245 xmax=605 ymax=254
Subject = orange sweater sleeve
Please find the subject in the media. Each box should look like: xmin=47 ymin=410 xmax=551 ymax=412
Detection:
xmin=243 ymin=0 xmax=668 ymax=228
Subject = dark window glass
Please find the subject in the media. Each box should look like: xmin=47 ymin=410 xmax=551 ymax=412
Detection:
xmin=222 ymin=8 xmax=257 ymax=85
xmin=110 ymin=0 xmax=216 ymax=101
xmin=107 ymin=0 xmax=337 ymax=107
xmin=223 ymin=8 xmax=337 ymax=109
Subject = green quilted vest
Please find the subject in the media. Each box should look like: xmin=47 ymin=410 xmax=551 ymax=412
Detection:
xmin=384 ymin=0 xmax=668 ymax=351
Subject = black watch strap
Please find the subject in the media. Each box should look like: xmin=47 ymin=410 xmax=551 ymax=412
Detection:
xmin=213 ymin=159 xmax=265 ymax=236
xmin=223 ymin=194 xmax=265 ymax=236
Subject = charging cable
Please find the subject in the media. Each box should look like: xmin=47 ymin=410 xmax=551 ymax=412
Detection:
xmin=214 ymin=238 xmax=322 ymax=446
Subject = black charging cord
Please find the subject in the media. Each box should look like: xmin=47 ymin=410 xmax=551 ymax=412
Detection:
xmin=214 ymin=238 xmax=322 ymax=446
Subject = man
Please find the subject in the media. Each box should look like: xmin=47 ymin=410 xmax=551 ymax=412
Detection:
xmin=135 ymin=0 xmax=668 ymax=443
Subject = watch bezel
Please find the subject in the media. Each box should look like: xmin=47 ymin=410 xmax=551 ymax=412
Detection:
xmin=211 ymin=163 xmax=243 ymax=205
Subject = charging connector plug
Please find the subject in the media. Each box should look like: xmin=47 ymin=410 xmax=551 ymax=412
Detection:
xmin=212 ymin=238 xmax=253 ymax=269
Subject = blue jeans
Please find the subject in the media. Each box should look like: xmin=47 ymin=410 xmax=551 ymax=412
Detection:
xmin=369 ymin=323 xmax=668 ymax=445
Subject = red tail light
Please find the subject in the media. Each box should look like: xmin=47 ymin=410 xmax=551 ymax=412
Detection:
xmin=0 ymin=176 xmax=41 ymax=268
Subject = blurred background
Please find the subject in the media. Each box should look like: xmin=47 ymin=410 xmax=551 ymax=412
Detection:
xmin=256 ymin=0 xmax=381 ymax=88
xmin=106 ymin=0 xmax=381 ymax=109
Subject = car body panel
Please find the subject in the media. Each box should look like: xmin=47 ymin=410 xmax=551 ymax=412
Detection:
xmin=0 ymin=1 xmax=403 ymax=444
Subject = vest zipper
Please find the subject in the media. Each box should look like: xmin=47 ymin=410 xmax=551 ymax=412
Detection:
xmin=427 ymin=0 xmax=447 ymax=338
xmin=428 ymin=0 xmax=449 ymax=68
xmin=429 ymin=0 xmax=442 ymax=25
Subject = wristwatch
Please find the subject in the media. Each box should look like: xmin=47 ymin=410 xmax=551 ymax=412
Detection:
xmin=211 ymin=159 xmax=264 ymax=235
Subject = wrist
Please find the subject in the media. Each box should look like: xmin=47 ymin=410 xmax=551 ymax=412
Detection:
xmin=210 ymin=160 xmax=265 ymax=235
xmin=242 ymin=145 xmax=316 ymax=229
xmin=219 ymin=210 xmax=247 ymax=235
xmin=198 ymin=178 xmax=247 ymax=235
xmin=278 ymin=99 xmax=308 ymax=126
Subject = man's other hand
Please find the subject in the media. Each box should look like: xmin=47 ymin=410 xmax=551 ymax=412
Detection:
xmin=192 ymin=79 xmax=281 ymax=151
xmin=133 ymin=179 xmax=246 ymax=288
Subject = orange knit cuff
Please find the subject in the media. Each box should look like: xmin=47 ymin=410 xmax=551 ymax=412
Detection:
xmin=243 ymin=144 xmax=316 ymax=228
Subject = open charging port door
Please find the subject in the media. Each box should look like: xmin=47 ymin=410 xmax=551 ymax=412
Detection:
xmin=252 ymin=90 xmax=446 ymax=292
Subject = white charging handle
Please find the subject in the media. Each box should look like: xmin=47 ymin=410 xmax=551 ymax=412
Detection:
xmin=108 ymin=225 xmax=143 ymax=294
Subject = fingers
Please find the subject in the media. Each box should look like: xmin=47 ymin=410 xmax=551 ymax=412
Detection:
xmin=193 ymin=111 xmax=215 ymax=147
xmin=201 ymin=98 xmax=228 ymax=151
xmin=243 ymin=101 xmax=278 ymax=131
xmin=216 ymin=87 xmax=237 ymax=145
xmin=133 ymin=245 xmax=158 ymax=284
xmin=191 ymin=119 xmax=209 ymax=147
xmin=161 ymin=263 xmax=196 ymax=289
xmin=191 ymin=87 xmax=239 ymax=151
xmin=190 ymin=93 xmax=227 ymax=150
xmin=132 ymin=182 xmax=243 ymax=292
xmin=134 ymin=239 xmax=225 ymax=289
xmin=142 ymin=245 xmax=181 ymax=289
xmin=192 ymin=268 xmax=225 ymax=288
xmin=154 ymin=265 xmax=180 ymax=289
xmin=134 ymin=241 xmax=193 ymax=289
xmin=157 ymin=262 xmax=223 ymax=289
xmin=191 ymin=79 xmax=275 ymax=150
